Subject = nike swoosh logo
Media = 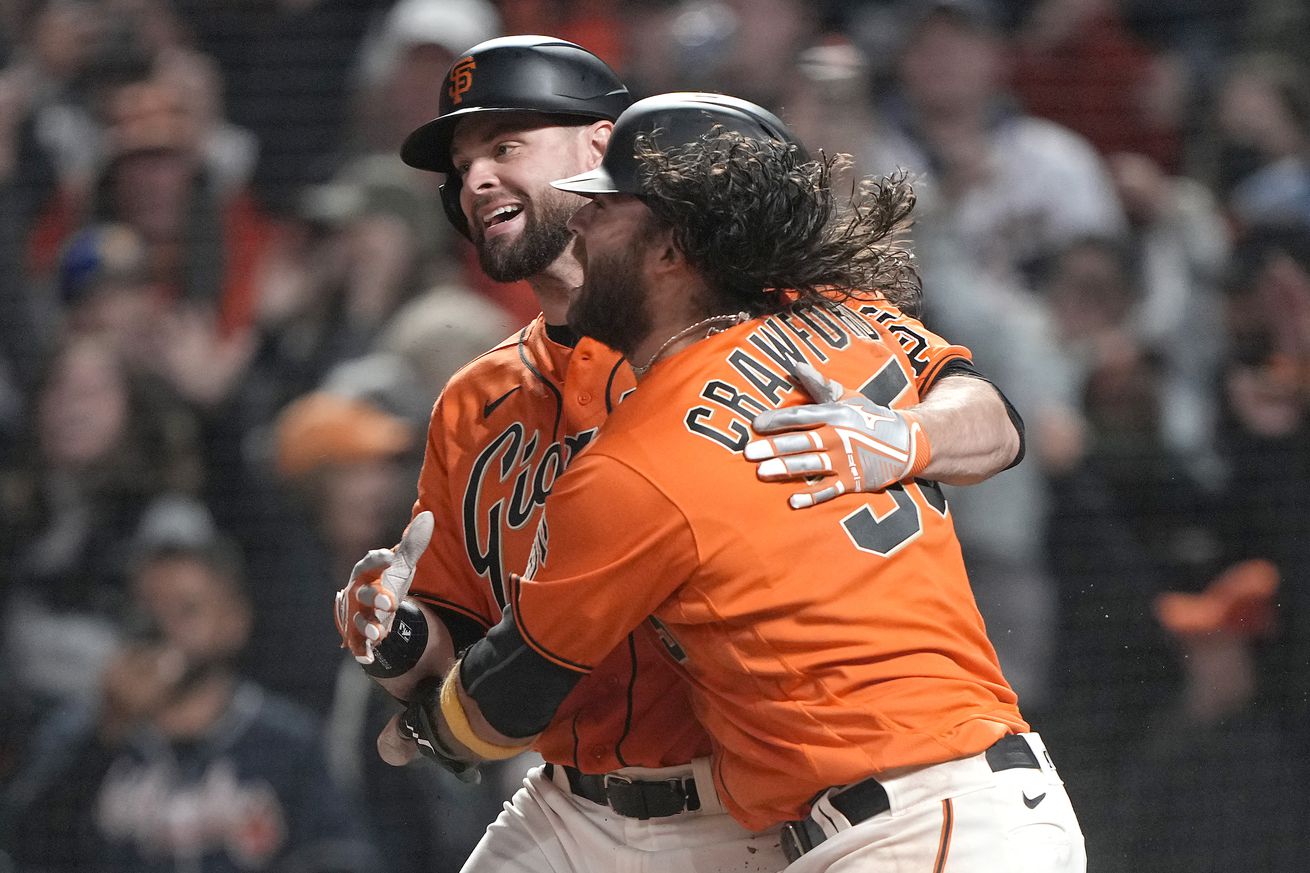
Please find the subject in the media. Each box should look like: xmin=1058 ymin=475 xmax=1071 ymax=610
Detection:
xmin=1023 ymin=792 xmax=1047 ymax=809
xmin=483 ymin=386 xmax=521 ymax=418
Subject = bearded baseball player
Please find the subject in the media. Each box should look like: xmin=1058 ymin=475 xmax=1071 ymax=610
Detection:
xmin=383 ymin=93 xmax=1088 ymax=872
xmin=333 ymin=39 xmax=1027 ymax=873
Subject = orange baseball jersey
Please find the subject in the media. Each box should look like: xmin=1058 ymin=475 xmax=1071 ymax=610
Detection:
xmin=407 ymin=315 xmax=711 ymax=772
xmin=457 ymin=298 xmax=1027 ymax=830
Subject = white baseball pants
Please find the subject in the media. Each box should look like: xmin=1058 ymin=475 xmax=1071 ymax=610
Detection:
xmin=460 ymin=760 xmax=786 ymax=873
xmin=782 ymin=732 xmax=1086 ymax=873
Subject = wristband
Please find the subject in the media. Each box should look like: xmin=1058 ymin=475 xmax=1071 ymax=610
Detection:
xmin=439 ymin=668 xmax=533 ymax=761
xmin=901 ymin=410 xmax=933 ymax=480
xmin=361 ymin=600 xmax=429 ymax=678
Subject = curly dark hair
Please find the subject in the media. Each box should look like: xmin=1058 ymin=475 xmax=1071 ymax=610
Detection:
xmin=634 ymin=128 xmax=922 ymax=317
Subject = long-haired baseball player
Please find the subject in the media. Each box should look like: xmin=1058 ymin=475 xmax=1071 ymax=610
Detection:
xmin=393 ymin=93 xmax=1088 ymax=872
xmin=334 ymin=39 xmax=1028 ymax=872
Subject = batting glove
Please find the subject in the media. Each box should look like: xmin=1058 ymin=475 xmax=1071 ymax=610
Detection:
xmin=334 ymin=511 xmax=434 ymax=664
xmin=746 ymin=360 xmax=932 ymax=509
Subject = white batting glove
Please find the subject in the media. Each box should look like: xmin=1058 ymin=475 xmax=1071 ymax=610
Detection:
xmin=746 ymin=361 xmax=932 ymax=509
xmin=334 ymin=511 xmax=434 ymax=664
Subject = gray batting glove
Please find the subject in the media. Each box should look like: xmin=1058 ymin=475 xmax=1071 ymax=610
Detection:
xmin=334 ymin=511 xmax=435 ymax=664
xmin=746 ymin=360 xmax=931 ymax=508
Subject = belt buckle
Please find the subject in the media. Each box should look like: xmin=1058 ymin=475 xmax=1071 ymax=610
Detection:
xmin=602 ymin=774 xmax=692 ymax=820
xmin=602 ymin=773 xmax=650 ymax=819
xmin=780 ymin=820 xmax=813 ymax=864
xmin=602 ymin=773 xmax=634 ymax=789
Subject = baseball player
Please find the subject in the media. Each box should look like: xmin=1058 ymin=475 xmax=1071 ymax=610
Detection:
xmin=334 ymin=38 xmax=1026 ymax=873
xmin=395 ymin=93 xmax=1087 ymax=872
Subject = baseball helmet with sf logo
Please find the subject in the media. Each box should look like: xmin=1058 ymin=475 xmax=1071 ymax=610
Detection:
xmin=400 ymin=35 xmax=631 ymax=237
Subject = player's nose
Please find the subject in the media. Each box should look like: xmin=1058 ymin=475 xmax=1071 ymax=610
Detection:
xmin=463 ymin=156 xmax=499 ymax=193
xmin=567 ymin=199 xmax=596 ymax=235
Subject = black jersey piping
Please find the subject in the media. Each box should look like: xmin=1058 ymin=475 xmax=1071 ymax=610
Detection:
xmin=612 ymin=633 xmax=638 ymax=767
xmin=517 ymin=325 xmax=565 ymax=440
xmin=604 ymin=358 xmax=626 ymax=413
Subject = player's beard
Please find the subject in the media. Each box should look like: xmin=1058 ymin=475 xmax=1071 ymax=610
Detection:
xmin=566 ymin=236 xmax=652 ymax=359
xmin=475 ymin=189 xmax=578 ymax=283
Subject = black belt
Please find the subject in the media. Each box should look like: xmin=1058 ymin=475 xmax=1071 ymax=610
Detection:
xmin=781 ymin=734 xmax=1042 ymax=863
xmin=543 ymin=763 xmax=701 ymax=820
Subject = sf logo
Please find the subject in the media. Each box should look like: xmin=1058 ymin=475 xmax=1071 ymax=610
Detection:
xmin=448 ymin=57 xmax=476 ymax=104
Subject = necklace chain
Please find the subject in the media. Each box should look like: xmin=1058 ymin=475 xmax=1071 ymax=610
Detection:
xmin=631 ymin=312 xmax=749 ymax=376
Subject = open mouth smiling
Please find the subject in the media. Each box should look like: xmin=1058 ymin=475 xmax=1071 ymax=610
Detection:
xmin=481 ymin=204 xmax=524 ymax=237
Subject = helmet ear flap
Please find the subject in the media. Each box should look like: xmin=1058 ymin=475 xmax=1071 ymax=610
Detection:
xmin=440 ymin=178 xmax=471 ymax=239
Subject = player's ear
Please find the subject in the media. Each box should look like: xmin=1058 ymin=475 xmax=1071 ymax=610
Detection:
xmin=583 ymin=120 xmax=613 ymax=169
xmin=646 ymin=223 xmax=684 ymax=274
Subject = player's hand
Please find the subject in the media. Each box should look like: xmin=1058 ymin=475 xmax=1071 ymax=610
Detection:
xmin=377 ymin=712 xmax=419 ymax=766
xmin=745 ymin=360 xmax=931 ymax=509
xmin=334 ymin=511 xmax=434 ymax=664
xmin=389 ymin=680 xmax=482 ymax=783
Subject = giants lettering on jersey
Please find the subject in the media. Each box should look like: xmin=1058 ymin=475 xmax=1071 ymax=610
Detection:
xmin=524 ymin=516 xmax=548 ymax=580
xmin=463 ymin=422 xmax=597 ymax=606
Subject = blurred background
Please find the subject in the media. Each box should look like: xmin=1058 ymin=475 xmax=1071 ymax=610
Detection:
xmin=0 ymin=0 xmax=1307 ymax=870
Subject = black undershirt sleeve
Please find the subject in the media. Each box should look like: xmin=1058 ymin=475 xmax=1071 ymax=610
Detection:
xmin=459 ymin=609 xmax=587 ymax=739
xmin=430 ymin=606 xmax=491 ymax=657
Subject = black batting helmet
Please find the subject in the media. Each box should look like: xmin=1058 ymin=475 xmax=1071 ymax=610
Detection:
xmin=400 ymin=35 xmax=631 ymax=237
xmin=551 ymin=92 xmax=804 ymax=196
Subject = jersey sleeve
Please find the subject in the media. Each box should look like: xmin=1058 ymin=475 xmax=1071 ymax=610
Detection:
xmin=851 ymin=296 xmax=973 ymax=394
xmin=457 ymin=452 xmax=699 ymax=738
xmin=514 ymin=453 xmax=697 ymax=669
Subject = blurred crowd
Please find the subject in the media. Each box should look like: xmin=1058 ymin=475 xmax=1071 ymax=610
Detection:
xmin=0 ymin=0 xmax=1308 ymax=870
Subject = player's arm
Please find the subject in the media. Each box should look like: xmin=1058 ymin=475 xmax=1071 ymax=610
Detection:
xmin=748 ymin=300 xmax=1023 ymax=508
xmin=333 ymin=512 xmax=467 ymax=699
xmin=896 ymin=370 xmax=1021 ymax=485
xmin=401 ymin=455 xmax=698 ymax=769
xmin=746 ymin=359 xmax=1023 ymax=508
xmin=342 ymin=386 xmax=529 ymax=770
xmin=391 ymin=631 xmax=556 ymax=774
xmin=331 ymin=509 xmax=491 ymax=767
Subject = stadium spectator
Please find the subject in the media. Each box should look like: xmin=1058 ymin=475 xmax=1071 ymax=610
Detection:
xmin=268 ymin=385 xmax=527 ymax=871
xmin=55 ymin=223 xmax=163 ymax=369
xmin=0 ymin=0 xmax=86 ymax=400
xmin=0 ymin=510 xmax=376 ymax=873
xmin=1109 ymin=560 xmax=1310 ymax=872
xmin=781 ymin=38 xmax=885 ymax=177
xmin=0 ymin=0 xmax=104 ymax=197
xmin=1107 ymin=151 xmax=1229 ymax=477
xmin=90 ymin=76 xmax=270 ymax=339
xmin=875 ymin=0 xmax=1127 ymax=286
xmin=1214 ymin=222 xmax=1310 ymax=741
xmin=1211 ymin=52 xmax=1310 ymax=229
xmin=30 ymin=70 xmax=274 ymax=417
xmin=621 ymin=0 xmax=815 ymax=107
xmin=173 ymin=0 xmax=391 ymax=215
xmin=1010 ymin=0 xmax=1182 ymax=169
xmin=0 ymin=336 xmax=200 ymax=709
